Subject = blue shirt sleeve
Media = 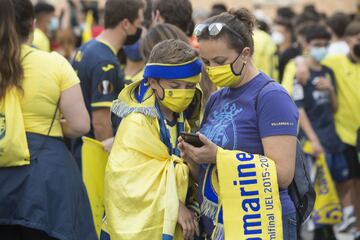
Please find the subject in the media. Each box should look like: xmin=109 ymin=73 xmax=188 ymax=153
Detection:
xmin=258 ymin=89 xmax=299 ymax=138
xmin=90 ymin=61 xmax=121 ymax=110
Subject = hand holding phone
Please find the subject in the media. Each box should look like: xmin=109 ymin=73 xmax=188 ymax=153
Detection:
xmin=179 ymin=132 xmax=204 ymax=148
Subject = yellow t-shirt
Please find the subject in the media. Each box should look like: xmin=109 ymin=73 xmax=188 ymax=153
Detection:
xmin=253 ymin=29 xmax=279 ymax=82
xmin=281 ymin=60 xmax=296 ymax=96
xmin=323 ymin=55 xmax=360 ymax=146
xmin=32 ymin=28 xmax=50 ymax=52
xmin=21 ymin=44 xmax=80 ymax=137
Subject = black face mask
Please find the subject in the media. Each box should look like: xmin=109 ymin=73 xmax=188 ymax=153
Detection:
xmin=124 ymin=27 xmax=142 ymax=46
xmin=353 ymin=43 xmax=360 ymax=58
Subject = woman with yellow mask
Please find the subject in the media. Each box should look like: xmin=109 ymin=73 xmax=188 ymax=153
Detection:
xmin=104 ymin=39 xmax=202 ymax=240
xmin=179 ymin=8 xmax=299 ymax=240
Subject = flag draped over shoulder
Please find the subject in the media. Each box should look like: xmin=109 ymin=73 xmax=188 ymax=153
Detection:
xmin=103 ymin=81 xmax=189 ymax=240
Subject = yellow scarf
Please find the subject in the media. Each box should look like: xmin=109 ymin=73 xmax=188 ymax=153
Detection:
xmin=202 ymin=148 xmax=283 ymax=239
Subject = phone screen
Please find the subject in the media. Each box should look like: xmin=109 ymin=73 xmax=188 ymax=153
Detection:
xmin=180 ymin=132 xmax=204 ymax=148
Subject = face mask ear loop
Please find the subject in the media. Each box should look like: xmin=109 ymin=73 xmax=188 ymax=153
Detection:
xmin=231 ymin=55 xmax=247 ymax=76
xmin=156 ymin=79 xmax=166 ymax=101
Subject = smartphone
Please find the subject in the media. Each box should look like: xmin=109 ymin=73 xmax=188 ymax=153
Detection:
xmin=180 ymin=132 xmax=204 ymax=148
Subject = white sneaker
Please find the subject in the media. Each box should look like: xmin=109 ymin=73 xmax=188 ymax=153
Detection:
xmin=335 ymin=215 xmax=356 ymax=233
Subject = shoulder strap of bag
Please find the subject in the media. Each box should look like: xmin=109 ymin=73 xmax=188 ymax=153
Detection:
xmin=21 ymin=49 xmax=61 ymax=157
xmin=255 ymin=80 xmax=315 ymax=224
xmin=254 ymin=80 xmax=275 ymax=113
xmin=34 ymin=97 xmax=60 ymax=158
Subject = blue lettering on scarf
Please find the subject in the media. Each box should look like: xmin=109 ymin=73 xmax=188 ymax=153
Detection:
xmin=235 ymin=152 xmax=262 ymax=238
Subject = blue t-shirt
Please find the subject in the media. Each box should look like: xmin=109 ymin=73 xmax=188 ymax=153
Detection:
xmin=293 ymin=65 xmax=345 ymax=153
xmin=70 ymin=39 xmax=125 ymax=167
xmin=199 ymin=73 xmax=299 ymax=232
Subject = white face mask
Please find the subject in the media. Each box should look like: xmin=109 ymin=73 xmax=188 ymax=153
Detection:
xmin=271 ymin=31 xmax=285 ymax=45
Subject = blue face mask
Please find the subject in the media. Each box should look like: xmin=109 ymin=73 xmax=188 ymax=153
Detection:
xmin=123 ymin=40 xmax=143 ymax=62
xmin=310 ymin=47 xmax=328 ymax=62
xmin=48 ymin=17 xmax=59 ymax=32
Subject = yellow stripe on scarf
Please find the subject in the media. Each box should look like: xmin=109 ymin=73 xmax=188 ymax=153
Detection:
xmin=215 ymin=148 xmax=283 ymax=239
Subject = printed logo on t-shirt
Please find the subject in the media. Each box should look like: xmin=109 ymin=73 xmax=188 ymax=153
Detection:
xmin=102 ymin=64 xmax=114 ymax=72
xmin=97 ymin=80 xmax=114 ymax=95
xmin=202 ymin=102 xmax=243 ymax=148
xmin=271 ymin=122 xmax=295 ymax=127
xmin=292 ymin=82 xmax=304 ymax=101
xmin=312 ymin=90 xmax=330 ymax=105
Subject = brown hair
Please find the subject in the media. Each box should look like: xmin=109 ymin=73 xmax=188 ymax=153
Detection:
xmin=152 ymin=0 xmax=193 ymax=35
xmin=104 ymin=0 xmax=145 ymax=29
xmin=13 ymin=0 xmax=35 ymax=42
xmin=0 ymin=0 xmax=23 ymax=100
xmin=148 ymin=39 xmax=197 ymax=64
xmin=197 ymin=8 xmax=255 ymax=55
xmin=141 ymin=23 xmax=189 ymax=61
xmin=345 ymin=21 xmax=360 ymax=37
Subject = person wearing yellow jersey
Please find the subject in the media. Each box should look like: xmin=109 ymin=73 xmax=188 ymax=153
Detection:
xmin=323 ymin=21 xmax=360 ymax=240
xmin=103 ymin=39 xmax=202 ymax=240
xmin=0 ymin=0 xmax=97 ymax=239
xmin=33 ymin=2 xmax=57 ymax=52
xmin=253 ymin=28 xmax=279 ymax=81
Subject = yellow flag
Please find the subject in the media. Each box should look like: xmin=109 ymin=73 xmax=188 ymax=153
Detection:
xmin=303 ymin=142 xmax=343 ymax=225
xmin=82 ymin=136 xmax=109 ymax=237
xmin=82 ymin=10 xmax=94 ymax=44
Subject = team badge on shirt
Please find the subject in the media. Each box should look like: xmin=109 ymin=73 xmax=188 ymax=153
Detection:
xmin=102 ymin=64 xmax=114 ymax=72
xmin=97 ymin=80 xmax=114 ymax=95
xmin=0 ymin=113 xmax=6 ymax=140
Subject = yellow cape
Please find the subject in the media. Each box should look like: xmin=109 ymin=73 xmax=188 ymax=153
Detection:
xmin=104 ymin=81 xmax=192 ymax=239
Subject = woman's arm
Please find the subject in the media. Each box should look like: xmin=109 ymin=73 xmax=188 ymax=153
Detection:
xmin=60 ymin=84 xmax=90 ymax=138
xmin=262 ymin=135 xmax=296 ymax=188
xmin=178 ymin=133 xmax=296 ymax=188
xmin=298 ymin=107 xmax=324 ymax=157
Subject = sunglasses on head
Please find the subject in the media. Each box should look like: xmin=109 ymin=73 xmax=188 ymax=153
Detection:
xmin=193 ymin=22 xmax=243 ymax=40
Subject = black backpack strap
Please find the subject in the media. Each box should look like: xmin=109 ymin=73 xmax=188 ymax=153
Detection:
xmin=254 ymin=80 xmax=276 ymax=113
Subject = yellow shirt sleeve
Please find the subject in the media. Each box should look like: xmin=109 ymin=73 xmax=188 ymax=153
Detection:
xmin=51 ymin=52 xmax=80 ymax=91
xmin=281 ymin=60 xmax=296 ymax=96
xmin=253 ymin=30 xmax=279 ymax=81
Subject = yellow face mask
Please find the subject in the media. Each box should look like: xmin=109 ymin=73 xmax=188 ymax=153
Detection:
xmin=160 ymin=88 xmax=196 ymax=113
xmin=205 ymin=55 xmax=246 ymax=88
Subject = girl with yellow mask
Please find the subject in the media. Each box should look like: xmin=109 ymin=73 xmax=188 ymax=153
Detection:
xmin=103 ymin=39 xmax=202 ymax=240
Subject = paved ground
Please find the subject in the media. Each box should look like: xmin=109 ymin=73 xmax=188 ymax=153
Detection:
xmin=301 ymin=225 xmax=355 ymax=240
xmin=302 ymin=231 xmax=353 ymax=240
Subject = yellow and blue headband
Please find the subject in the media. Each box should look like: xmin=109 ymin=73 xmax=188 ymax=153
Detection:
xmin=143 ymin=58 xmax=202 ymax=83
